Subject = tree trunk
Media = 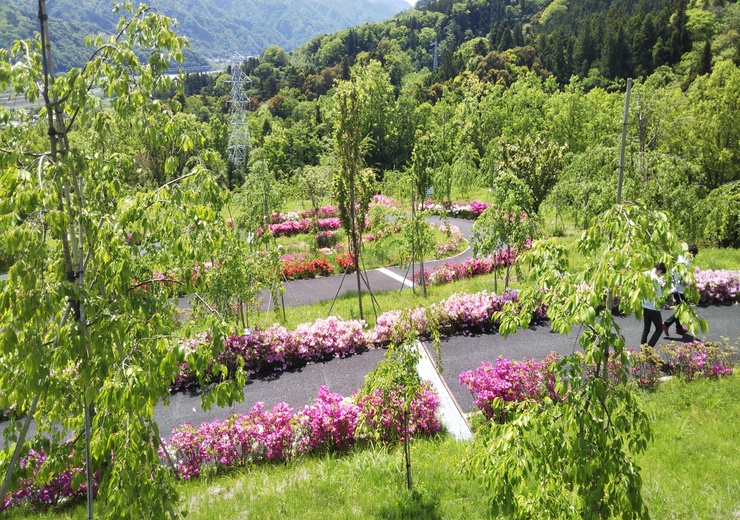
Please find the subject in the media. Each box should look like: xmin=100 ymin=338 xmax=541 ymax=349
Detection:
xmin=404 ymin=409 xmax=412 ymax=491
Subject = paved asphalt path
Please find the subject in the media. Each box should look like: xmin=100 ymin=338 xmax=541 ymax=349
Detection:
xmin=257 ymin=216 xmax=476 ymax=310
xmin=151 ymin=304 xmax=738 ymax=439
xmin=3 ymin=217 xmax=739 ymax=440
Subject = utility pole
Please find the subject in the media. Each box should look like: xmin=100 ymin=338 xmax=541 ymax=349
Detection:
xmin=433 ymin=39 xmax=439 ymax=73
xmin=617 ymin=78 xmax=632 ymax=204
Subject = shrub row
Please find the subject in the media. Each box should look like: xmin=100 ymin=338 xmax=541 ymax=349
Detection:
xmin=162 ymin=385 xmax=440 ymax=480
xmin=415 ymin=241 xmax=531 ymax=286
xmin=694 ymin=268 xmax=740 ymax=304
xmin=172 ymin=290 xmax=542 ymax=391
xmin=1 ymin=385 xmax=441 ymax=511
xmin=422 ymin=199 xmax=489 ymax=220
xmin=460 ymin=341 xmax=736 ymax=422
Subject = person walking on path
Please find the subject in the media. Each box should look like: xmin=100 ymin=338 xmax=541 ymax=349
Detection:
xmin=663 ymin=244 xmax=698 ymax=337
xmin=642 ymin=262 xmax=667 ymax=347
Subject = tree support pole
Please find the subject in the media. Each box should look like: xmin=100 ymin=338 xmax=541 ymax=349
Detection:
xmin=0 ymin=392 xmax=41 ymax=505
xmin=603 ymin=78 xmax=632 ymax=378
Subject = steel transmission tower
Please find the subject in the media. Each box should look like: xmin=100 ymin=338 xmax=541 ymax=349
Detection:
xmin=226 ymin=57 xmax=252 ymax=167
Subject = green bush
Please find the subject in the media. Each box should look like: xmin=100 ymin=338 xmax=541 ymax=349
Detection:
xmin=703 ymin=181 xmax=740 ymax=247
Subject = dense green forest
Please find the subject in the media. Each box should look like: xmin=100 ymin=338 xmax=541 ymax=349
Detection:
xmin=162 ymin=0 xmax=740 ymax=246
xmin=3 ymin=0 xmax=740 ymax=246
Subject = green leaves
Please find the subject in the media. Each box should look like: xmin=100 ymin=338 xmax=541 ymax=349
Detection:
xmin=0 ymin=5 xmax=240 ymax=516
xmin=466 ymin=203 xmax=695 ymax=518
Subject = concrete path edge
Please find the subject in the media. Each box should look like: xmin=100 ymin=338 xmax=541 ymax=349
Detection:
xmin=415 ymin=340 xmax=473 ymax=441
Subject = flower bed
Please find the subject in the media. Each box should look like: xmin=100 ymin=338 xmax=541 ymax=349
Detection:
xmin=1 ymin=448 xmax=98 ymax=513
xmin=2 ymin=384 xmax=440 ymax=511
xmin=431 ymin=223 xmax=464 ymax=257
xmin=334 ymin=251 xmax=356 ymax=272
xmin=162 ymin=385 xmax=439 ymax=480
xmin=423 ymin=199 xmax=489 ymax=220
xmin=270 ymin=206 xmax=339 ymax=225
xmin=372 ymin=194 xmax=399 ymax=209
xmin=281 ymin=254 xmax=334 ymax=280
xmin=459 ymin=354 xmax=560 ymax=420
xmin=415 ymin=248 xmax=520 ymax=286
xmin=694 ymin=268 xmax=740 ymax=304
xmin=461 ymin=341 xmax=736 ymax=422
xmin=369 ymin=290 xmax=547 ymax=342
xmin=268 ymin=217 xmax=342 ymax=238
xmin=172 ymin=290 xmax=544 ymax=391
xmin=659 ymin=340 xmax=736 ymax=380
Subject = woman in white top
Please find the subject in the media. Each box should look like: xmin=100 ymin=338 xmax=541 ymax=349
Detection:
xmin=641 ymin=262 xmax=666 ymax=347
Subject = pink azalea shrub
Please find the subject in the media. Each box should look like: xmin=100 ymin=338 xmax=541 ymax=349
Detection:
xmin=294 ymin=387 xmax=359 ymax=451
xmin=432 ymin=223 xmax=464 ymax=257
xmin=1 ymin=449 xmax=97 ymax=513
xmin=371 ymin=308 xmax=430 ymax=345
xmin=355 ymin=384 xmax=441 ymax=443
xmin=292 ymin=316 xmax=369 ymax=361
xmin=436 ymin=290 xmax=545 ymax=333
xmin=372 ymin=194 xmax=399 ymax=209
xmin=660 ymin=340 xmax=736 ymax=381
xmin=625 ymin=347 xmax=664 ymax=390
xmin=693 ymin=268 xmax=740 ymax=304
xmin=164 ymin=401 xmax=296 ymax=479
xmin=459 ymin=354 xmax=560 ymax=421
xmin=267 ymin=217 xmax=342 ymax=238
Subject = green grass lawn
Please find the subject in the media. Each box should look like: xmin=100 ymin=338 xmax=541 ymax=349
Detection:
xmin=637 ymin=374 xmax=740 ymax=519
xmin=10 ymin=374 xmax=739 ymax=519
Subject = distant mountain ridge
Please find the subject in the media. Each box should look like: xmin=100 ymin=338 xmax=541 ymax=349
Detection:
xmin=0 ymin=0 xmax=410 ymax=70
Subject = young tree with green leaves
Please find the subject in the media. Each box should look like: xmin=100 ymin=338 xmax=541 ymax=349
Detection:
xmin=405 ymin=132 xmax=437 ymax=296
xmin=497 ymin=134 xmax=566 ymax=213
xmin=332 ymin=74 xmax=375 ymax=321
xmin=472 ymin=173 xmax=539 ymax=292
xmin=0 ymin=4 xmax=243 ymax=517
xmin=465 ymin=203 xmax=708 ymax=518
xmin=355 ymin=311 xmax=434 ymax=492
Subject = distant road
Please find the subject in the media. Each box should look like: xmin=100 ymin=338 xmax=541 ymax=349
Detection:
xmin=256 ymin=216 xmax=475 ymax=310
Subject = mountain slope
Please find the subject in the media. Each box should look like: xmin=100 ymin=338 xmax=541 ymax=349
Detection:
xmin=0 ymin=0 xmax=410 ymax=70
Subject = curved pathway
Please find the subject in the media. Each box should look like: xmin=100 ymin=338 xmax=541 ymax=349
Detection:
xmin=3 ymin=216 xmax=739 ymax=441
xmin=260 ymin=215 xmax=475 ymax=310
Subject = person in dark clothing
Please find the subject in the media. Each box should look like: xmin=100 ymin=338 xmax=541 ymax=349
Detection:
xmin=641 ymin=262 xmax=666 ymax=347
xmin=663 ymin=244 xmax=699 ymax=336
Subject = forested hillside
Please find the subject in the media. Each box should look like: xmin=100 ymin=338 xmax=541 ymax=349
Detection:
xmin=168 ymin=0 xmax=740 ymax=247
xmin=297 ymin=0 xmax=739 ymax=85
xmin=0 ymin=0 xmax=409 ymax=70
xmin=3 ymin=0 xmax=739 ymax=247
